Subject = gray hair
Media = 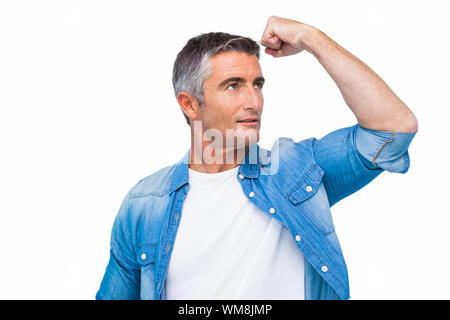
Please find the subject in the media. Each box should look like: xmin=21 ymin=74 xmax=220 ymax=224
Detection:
xmin=172 ymin=32 xmax=260 ymax=125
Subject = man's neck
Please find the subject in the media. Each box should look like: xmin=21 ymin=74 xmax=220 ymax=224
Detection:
xmin=188 ymin=144 xmax=249 ymax=174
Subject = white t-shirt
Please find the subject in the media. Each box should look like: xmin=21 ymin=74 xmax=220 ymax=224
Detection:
xmin=165 ymin=166 xmax=305 ymax=299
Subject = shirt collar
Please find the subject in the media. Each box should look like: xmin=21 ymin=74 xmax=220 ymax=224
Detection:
xmin=238 ymin=143 xmax=260 ymax=179
xmin=169 ymin=144 xmax=261 ymax=193
xmin=169 ymin=149 xmax=190 ymax=193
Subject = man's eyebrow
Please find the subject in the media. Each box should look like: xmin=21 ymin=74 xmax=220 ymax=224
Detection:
xmin=218 ymin=76 xmax=265 ymax=89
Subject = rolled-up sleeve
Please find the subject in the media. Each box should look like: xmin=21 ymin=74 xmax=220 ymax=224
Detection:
xmin=355 ymin=125 xmax=417 ymax=173
xmin=312 ymin=124 xmax=417 ymax=207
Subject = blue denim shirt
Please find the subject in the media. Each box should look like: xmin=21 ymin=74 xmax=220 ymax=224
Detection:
xmin=96 ymin=124 xmax=416 ymax=300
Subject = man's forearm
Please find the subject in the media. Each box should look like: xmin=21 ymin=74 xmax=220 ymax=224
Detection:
xmin=300 ymin=26 xmax=418 ymax=133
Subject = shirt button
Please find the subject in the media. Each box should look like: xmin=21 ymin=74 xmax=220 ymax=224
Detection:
xmin=321 ymin=265 xmax=328 ymax=273
xmin=306 ymin=185 xmax=313 ymax=192
xmin=295 ymin=235 xmax=301 ymax=242
xmin=269 ymin=208 xmax=275 ymax=214
xmin=249 ymin=191 xmax=255 ymax=198
xmin=239 ymin=174 xmax=244 ymax=179
xmin=141 ymin=253 xmax=147 ymax=261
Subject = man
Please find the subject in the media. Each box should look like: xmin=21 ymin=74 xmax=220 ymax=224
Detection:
xmin=96 ymin=16 xmax=418 ymax=300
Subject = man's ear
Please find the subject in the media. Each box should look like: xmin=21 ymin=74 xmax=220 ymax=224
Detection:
xmin=177 ymin=91 xmax=200 ymax=123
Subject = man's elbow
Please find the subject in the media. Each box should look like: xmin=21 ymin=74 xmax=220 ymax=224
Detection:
xmin=401 ymin=112 xmax=419 ymax=133
xmin=385 ymin=104 xmax=419 ymax=134
xmin=393 ymin=106 xmax=418 ymax=134
xmin=359 ymin=108 xmax=419 ymax=134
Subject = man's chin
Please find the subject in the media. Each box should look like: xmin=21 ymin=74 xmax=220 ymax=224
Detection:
xmin=225 ymin=127 xmax=259 ymax=149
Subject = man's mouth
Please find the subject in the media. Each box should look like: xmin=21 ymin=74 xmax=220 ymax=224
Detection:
xmin=237 ymin=117 xmax=260 ymax=125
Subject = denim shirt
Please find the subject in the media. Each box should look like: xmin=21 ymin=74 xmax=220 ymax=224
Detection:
xmin=96 ymin=124 xmax=416 ymax=300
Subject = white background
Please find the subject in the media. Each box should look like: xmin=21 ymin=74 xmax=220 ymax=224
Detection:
xmin=0 ymin=0 xmax=449 ymax=299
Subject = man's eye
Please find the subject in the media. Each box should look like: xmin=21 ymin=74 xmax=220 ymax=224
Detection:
xmin=226 ymin=82 xmax=263 ymax=90
xmin=255 ymin=82 xmax=264 ymax=89
xmin=226 ymin=83 xmax=239 ymax=90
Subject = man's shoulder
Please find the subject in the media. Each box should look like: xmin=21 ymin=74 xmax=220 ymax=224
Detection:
xmin=258 ymin=136 xmax=318 ymax=178
xmin=128 ymin=163 xmax=178 ymax=199
xmin=267 ymin=136 xmax=317 ymax=161
xmin=276 ymin=136 xmax=316 ymax=150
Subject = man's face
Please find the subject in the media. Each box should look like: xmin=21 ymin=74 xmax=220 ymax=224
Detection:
xmin=198 ymin=51 xmax=264 ymax=147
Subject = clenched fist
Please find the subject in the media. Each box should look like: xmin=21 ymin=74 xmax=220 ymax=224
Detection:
xmin=260 ymin=16 xmax=316 ymax=58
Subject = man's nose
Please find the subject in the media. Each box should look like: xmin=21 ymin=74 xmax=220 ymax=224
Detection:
xmin=243 ymin=87 xmax=263 ymax=111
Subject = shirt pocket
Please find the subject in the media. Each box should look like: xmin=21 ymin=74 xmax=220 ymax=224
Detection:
xmin=286 ymin=164 xmax=335 ymax=236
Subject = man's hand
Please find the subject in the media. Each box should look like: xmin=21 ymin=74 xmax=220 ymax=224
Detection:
xmin=260 ymin=16 xmax=315 ymax=58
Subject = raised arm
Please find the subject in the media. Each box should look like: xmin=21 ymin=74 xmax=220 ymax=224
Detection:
xmin=261 ymin=16 xmax=418 ymax=206
xmin=260 ymin=16 xmax=418 ymax=133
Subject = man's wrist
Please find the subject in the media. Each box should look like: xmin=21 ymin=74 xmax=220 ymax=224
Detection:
xmin=295 ymin=24 xmax=328 ymax=57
